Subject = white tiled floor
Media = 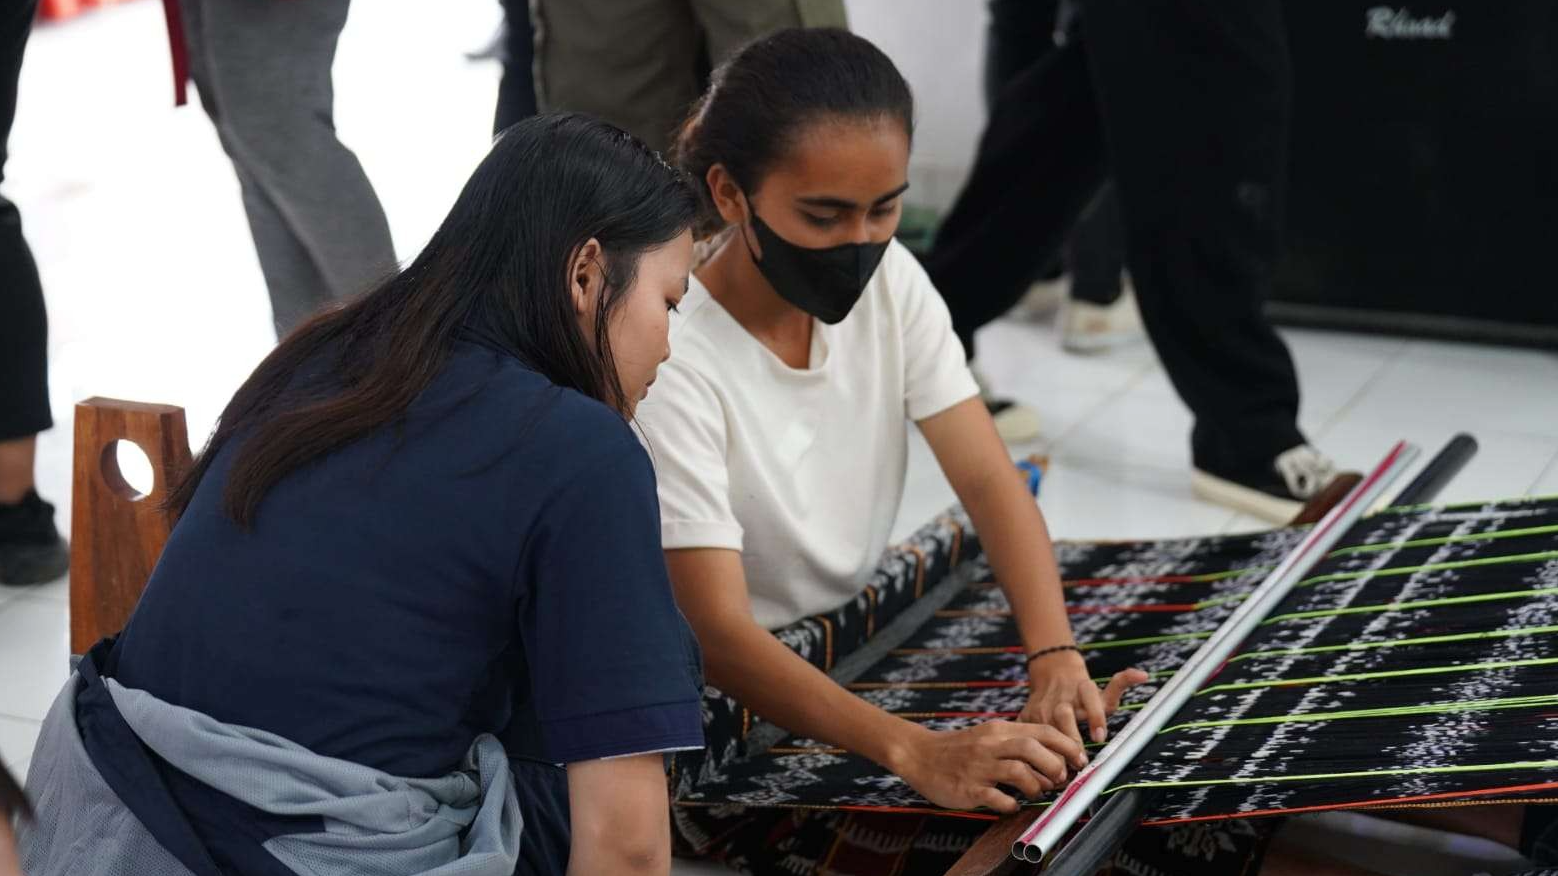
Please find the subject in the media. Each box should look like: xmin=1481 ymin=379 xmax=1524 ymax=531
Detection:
xmin=2 ymin=2 xmax=1556 ymax=873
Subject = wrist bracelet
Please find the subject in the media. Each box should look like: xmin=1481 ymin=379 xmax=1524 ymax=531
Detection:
xmin=1025 ymin=644 xmax=1081 ymax=665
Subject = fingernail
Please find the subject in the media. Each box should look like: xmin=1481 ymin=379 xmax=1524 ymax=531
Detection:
xmin=1093 ymin=727 xmax=1106 ymax=743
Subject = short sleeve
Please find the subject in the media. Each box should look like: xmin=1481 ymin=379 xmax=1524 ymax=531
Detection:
xmin=890 ymin=242 xmax=981 ymax=421
xmin=518 ymin=437 xmax=704 ymax=764
xmin=634 ymin=359 xmax=745 ymax=551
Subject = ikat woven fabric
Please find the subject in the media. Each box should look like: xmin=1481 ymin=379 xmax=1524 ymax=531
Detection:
xmin=673 ymin=511 xmax=979 ymax=797
xmin=677 ymin=495 xmax=1558 ymax=824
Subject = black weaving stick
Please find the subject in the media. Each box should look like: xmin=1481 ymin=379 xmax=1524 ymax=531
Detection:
xmin=1392 ymin=433 xmax=1479 ymax=506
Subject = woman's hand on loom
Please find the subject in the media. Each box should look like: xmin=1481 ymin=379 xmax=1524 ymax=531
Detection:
xmin=1021 ymin=650 xmax=1149 ymax=745
xmin=887 ymin=720 xmax=1087 ymax=814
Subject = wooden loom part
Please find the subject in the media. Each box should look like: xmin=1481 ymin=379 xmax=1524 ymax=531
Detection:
xmin=68 ymin=397 xmax=192 ymax=654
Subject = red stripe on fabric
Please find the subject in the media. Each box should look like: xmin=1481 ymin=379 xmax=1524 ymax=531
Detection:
xmin=905 ymin=711 xmax=1020 ymax=719
xmin=1064 ymin=575 xmax=1216 ymax=587
xmin=1139 ymin=780 xmax=1558 ymax=826
xmin=836 ymin=805 xmax=1000 ymax=821
xmin=1068 ymin=603 xmax=1200 ymax=614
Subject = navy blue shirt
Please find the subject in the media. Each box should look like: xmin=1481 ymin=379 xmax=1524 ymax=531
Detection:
xmin=114 ymin=340 xmax=702 ymax=789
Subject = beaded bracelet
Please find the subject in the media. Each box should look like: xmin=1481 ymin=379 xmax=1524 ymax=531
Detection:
xmin=1025 ymin=644 xmax=1081 ymax=665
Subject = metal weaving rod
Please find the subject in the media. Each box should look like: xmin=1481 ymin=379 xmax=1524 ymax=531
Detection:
xmin=1012 ymin=441 xmax=1420 ymax=865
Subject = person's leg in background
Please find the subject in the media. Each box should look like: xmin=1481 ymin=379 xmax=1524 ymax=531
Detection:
xmin=980 ymin=0 xmax=1066 ymax=328
xmin=180 ymin=0 xmax=396 ymax=337
xmin=1060 ymin=180 xmax=1143 ymax=352
xmin=982 ymin=0 xmax=1138 ymax=352
xmin=922 ymin=32 xmax=1109 ymax=441
xmin=493 ymin=0 xmax=537 ymax=135
xmin=1083 ymin=0 xmax=1333 ymax=521
xmin=0 ymin=0 xmax=68 ymax=587
xmin=532 ymin=0 xmax=702 ymax=154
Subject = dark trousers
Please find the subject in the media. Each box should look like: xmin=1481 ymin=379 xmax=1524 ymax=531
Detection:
xmin=494 ymin=0 xmax=538 ymax=136
xmin=0 ymin=0 xmax=49 ymax=443
xmin=986 ymin=0 xmax=1125 ymax=307
xmin=927 ymin=0 xmax=1306 ymax=475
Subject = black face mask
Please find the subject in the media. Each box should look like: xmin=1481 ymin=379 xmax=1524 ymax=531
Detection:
xmin=742 ymin=209 xmax=890 ymax=325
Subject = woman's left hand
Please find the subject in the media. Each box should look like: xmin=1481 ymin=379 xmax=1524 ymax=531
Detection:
xmin=1019 ymin=650 xmax=1149 ymax=745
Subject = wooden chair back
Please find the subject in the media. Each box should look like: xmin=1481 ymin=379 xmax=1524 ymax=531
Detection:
xmin=68 ymin=397 xmax=192 ymax=653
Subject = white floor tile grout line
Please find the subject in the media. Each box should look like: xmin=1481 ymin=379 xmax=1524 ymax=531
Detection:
xmin=1311 ymin=337 xmax=1415 ymax=442
xmin=1038 ymin=359 xmax=1160 ymax=461
xmin=1527 ymin=449 xmax=1558 ymax=497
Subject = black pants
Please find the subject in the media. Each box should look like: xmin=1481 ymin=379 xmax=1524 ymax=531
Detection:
xmin=493 ymin=0 xmax=538 ymax=136
xmin=986 ymin=0 xmax=1126 ymax=307
xmin=927 ymin=0 xmax=1306 ymax=476
xmin=0 ymin=0 xmax=48 ymax=443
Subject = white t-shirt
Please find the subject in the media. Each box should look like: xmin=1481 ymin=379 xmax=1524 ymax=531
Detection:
xmin=635 ymin=239 xmax=979 ymax=630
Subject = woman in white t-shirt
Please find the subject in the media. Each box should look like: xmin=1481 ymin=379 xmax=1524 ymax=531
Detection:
xmin=636 ymin=28 xmax=1144 ymax=819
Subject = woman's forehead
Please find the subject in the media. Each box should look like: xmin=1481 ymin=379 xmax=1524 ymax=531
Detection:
xmin=764 ymin=117 xmax=910 ymax=200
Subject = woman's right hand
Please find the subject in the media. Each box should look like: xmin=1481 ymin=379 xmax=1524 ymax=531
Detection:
xmin=887 ymin=720 xmax=1088 ymax=814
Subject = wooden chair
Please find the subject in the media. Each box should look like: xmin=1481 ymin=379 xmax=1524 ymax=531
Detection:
xmin=68 ymin=397 xmax=191 ymax=654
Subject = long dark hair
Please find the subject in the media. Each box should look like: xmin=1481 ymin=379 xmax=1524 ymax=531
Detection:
xmin=170 ymin=113 xmax=697 ymax=527
xmin=673 ymin=28 xmax=915 ymax=235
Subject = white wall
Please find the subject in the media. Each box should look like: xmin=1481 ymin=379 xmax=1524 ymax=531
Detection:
xmin=845 ymin=0 xmax=989 ymax=210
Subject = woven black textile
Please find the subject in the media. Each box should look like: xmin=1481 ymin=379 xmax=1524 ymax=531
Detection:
xmin=678 ymin=496 xmax=1558 ymax=825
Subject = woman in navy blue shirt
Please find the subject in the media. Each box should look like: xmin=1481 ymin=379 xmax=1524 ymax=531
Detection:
xmin=22 ymin=114 xmax=703 ymax=876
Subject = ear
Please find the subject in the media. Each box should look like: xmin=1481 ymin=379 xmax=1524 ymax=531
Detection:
xmin=569 ymin=238 xmax=604 ymax=319
xmin=706 ymin=163 xmax=750 ymax=229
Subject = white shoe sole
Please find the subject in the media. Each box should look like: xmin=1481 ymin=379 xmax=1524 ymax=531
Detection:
xmin=1191 ymin=468 xmax=1302 ymax=524
xmin=991 ymin=405 xmax=1043 ymax=444
xmin=1059 ymin=289 xmax=1145 ymax=353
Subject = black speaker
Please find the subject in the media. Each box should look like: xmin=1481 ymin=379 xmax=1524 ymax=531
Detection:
xmin=1272 ymin=3 xmax=1558 ymax=346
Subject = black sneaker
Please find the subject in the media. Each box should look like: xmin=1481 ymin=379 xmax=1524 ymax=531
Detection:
xmin=0 ymin=489 xmax=70 ymax=586
xmin=1192 ymin=445 xmax=1341 ymax=523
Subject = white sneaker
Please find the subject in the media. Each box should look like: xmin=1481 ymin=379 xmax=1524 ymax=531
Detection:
xmin=1060 ymin=285 xmax=1144 ymax=353
xmin=1010 ymin=276 xmax=1067 ymax=322
xmin=973 ymin=369 xmax=1043 ymax=444
xmin=1192 ymin=444 xmax=1342 ymax=523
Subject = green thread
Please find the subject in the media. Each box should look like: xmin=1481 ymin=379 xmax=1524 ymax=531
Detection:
xmin=1091 ymin=669 xmax=1176 ymax=685
xmin=1301 ymin=550 xmax=1558 ymax=587
xmin=1262 ymin=586 xmax=1558 ymax=624
xmin=1107 ymin=759 xmax=1558 ymax=794
xmin=1194 ymin=656 xmax=1558 ymax=697
xmin=1227 ymin=624 xmax=1558 ymax=663
xmin=1380 ymin=493 xmax=1558 ymax=515
xmin=1328 ymin=525 xmax=1558 ymax=557
xmin=1080 ymin=598 xmax=1557 ymax=653
xmin=1159 ymin=693 xmax=1558 ymax=734
xmin=1083 ymin=631 xmax=1213 ymax=650
xmin=1195 ymin=551 xmax=1558 ymax=610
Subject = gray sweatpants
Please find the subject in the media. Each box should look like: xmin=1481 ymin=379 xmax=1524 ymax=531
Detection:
xmin=180 ymin=0 xmax=396 ymax=336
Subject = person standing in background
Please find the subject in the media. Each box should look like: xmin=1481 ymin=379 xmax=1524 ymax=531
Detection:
xmin=531 ymin=0 xmax=847 ymax=154
xmin=965 ymin=0 xmax=1144 ymax=443
xmin=926 ymin=0 xmax=1340 ymax=523
xmin=0 ymin=0 xmax=69 ymax=589
xmin=161 ymin=0 xmax=397 ymax=336
xmin=984 ymin=0 xmax=1140 ymax=358
xmin=490 ymin=0 xmax=538 ymax=135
